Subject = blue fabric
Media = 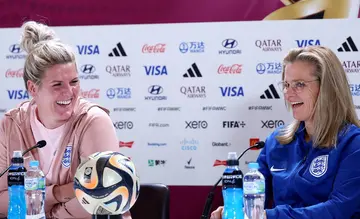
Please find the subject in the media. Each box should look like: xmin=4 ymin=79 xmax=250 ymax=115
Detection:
xmin=257 ymin=122 xmax=360 ymax=219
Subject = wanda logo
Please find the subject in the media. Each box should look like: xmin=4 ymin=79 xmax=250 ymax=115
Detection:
xmin=81 ymin=89 xmax=100 ymax=98
xmin=218 ymin=64 xmax=242 ymax=74
xmin=5 ymin=68 xmax=23 ymax=78
xmin=142 ymin=43 xmax=166 ymax=53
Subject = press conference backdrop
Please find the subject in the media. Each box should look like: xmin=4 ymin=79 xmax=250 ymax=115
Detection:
xmin=1 ymin=18 xmax=360 ymax=186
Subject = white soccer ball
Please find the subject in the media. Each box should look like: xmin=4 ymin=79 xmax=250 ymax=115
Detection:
xmin=74 ymin=151 xmax=140 ymax=215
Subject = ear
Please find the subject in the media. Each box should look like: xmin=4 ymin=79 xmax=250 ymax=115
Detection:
xmin=27 ymin=80 xmax=38 ymax=97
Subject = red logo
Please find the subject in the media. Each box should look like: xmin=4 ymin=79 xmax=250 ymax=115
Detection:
xmin=81 ymin=89 xmax=100 ymax=99
xmin=250 ymin=138 xmax=260 ymax=150
xmin=119 ymin=141 xmax=134 ymax=148
xmin=213 ymin=160 xmax=227 ymax=167
xmin=5 ymin=68 xmax=23 ymax=78
xmin=142 ymin=43 xmax=166 ymax=53
xmin=218 ymin=64 xmax=242 ymax=74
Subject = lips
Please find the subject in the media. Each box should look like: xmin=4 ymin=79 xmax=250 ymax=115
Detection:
xmin=56 ymin=99 xmax=72 ymax=105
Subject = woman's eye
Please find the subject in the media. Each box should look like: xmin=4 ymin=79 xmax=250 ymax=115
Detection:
xmin=295 ymin=82 xmax=305 ymax=88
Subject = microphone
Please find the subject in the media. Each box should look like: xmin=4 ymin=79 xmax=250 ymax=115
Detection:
xmin=200 ymin=141 xmax=265 ymax=219
xmin=21 ymin=140 xmax=47 ymax=156
xmin=0 ymin=140 xmax=47 ymax=178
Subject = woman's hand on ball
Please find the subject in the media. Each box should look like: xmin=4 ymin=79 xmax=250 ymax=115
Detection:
xmin=54 ymin=182 xmax=75 ymax=203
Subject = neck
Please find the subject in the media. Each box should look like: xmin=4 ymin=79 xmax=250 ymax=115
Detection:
xmin=36 ymin=107 xmax=65 ymax=129
xmin=304 ymin=121 xmax=314 ymax=142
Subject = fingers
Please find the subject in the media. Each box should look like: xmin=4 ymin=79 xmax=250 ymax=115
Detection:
xmin=210 ymin=206 xmax=223 ymax=219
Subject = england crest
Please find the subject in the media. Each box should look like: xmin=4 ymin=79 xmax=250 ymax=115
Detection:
xmin=309 ymin=155 xmax=329 ymax=178
xmin=62 ymin=145 xmax=72 ymax=168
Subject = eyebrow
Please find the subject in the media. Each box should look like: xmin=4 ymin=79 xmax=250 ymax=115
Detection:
xmin=50 ymin=77 xmax=79 ymax=83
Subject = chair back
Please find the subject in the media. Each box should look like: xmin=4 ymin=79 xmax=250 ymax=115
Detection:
xmin=130 ymin=183 xmax=170 ymax=219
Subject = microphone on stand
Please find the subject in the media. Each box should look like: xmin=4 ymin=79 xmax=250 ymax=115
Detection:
xmin=200 ymin=141 xmax=265 ymax=219
xmin=0 ymin=140 xmax=47 ymax=178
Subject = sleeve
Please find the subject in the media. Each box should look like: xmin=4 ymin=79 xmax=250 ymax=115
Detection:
xmin=0 ymin=118 xmax=9 ymax=215
xmin=256 ymin=135 xmax=274 ymax=209
xmin=266 ymin=145 xmax=360 ymax=219
xmin=49 ymin=107 xmax=122 ymax=218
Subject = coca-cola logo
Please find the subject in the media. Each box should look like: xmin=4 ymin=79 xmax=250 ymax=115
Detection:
xmin=5 ymin=68 xmax=23 ymax=78
xmin=142 ymin=43 xmax=166 ymax=53
xmin=81 ymin=89 xmax=100 ymax=99
xmin=218 ymin=64 xmax=242 ymax=74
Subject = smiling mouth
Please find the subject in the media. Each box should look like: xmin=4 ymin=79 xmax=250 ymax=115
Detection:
xmin=291 ymin=101 xmax=304 ymax=107
xmin=56 ymin=99 xmax=72 ymax=106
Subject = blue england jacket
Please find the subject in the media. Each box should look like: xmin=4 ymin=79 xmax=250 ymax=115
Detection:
xmin=257 ymin=122 xmax=360 ymax=219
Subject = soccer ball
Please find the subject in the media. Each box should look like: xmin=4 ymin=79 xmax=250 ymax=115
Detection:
xmin=74 ymin=151 xmax=140 ymax=215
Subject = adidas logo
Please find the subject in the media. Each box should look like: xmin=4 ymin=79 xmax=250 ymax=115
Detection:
xmin=338 ymin=37 xmax=358 ymax=52
xmin=183 ymin=63 xmax=202 ymax=78
xmin=260 ymin=84 xmax=280 ymax=99
xmin=109 ymin=42 xmax=127 ymax=57
xmin=81 ymin=198 xmax=90 ymax=204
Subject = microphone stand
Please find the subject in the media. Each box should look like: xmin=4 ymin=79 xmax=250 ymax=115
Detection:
xmin=200 ymin=144 xmax=261 ymax=219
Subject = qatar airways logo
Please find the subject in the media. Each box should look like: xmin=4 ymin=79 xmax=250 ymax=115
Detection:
xmin=218 ymin=64 xmax=242 ymax=74
xmin=142 ymin=43 xmax=166 ymax=53
xmin=5 ymin=68 xmax=23 ymax=78
xmin=80 ymin=89 xmax=100 ymax=99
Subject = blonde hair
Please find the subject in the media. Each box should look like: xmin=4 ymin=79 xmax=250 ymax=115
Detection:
xmin=276 ymin=46 xmax=360 ymax=148
xmin=20 ymin=21 xmax=76 ymax=90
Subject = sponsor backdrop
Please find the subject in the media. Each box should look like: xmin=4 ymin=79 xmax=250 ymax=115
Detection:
xmin=2 ymin=17 xmax=360 ymax=184
xmin=1 ymin=1 xmax=360 ymax=219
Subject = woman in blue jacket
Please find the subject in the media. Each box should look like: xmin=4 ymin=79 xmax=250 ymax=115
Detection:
xmin=211 ymin=46 xmax=360 ymax=219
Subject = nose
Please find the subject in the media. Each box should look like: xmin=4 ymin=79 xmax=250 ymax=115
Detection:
xmin=61 ymin=83 xmax=73 ymax=96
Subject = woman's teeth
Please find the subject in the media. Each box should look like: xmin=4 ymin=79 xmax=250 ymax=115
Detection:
xmin=57 ymin=100 xmax=71 ymax=105
xmin=291 ymin=102 xmax=303 ymax=106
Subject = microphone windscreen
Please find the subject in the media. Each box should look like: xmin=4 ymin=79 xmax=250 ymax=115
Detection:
xmin=256 ymin=141 xmax=265 ymax=149
xmin=37 ymin=140 xmax=47 ymax=148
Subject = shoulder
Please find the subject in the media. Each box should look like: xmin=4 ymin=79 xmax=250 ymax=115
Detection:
xmin=264 ymin=126 xmax=283 ymax=148
xmin=73 ymin=98 xmax=111 ymax=123
xmin=1 ymin=100 xmax=32 ymax=128
xmin=71 ymin=99 xmax=113 ymax=136
xmin=338 ymin=124 xmax=360 ymax=156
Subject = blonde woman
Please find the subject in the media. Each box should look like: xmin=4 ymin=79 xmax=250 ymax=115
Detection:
xmin=0 ymin=21 xmax=132 ymax=219
xmin=211 ymin=46 xmax=360 ymax=219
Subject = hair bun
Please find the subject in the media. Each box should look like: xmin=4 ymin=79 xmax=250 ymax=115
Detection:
xmin=20 ymin=21 xmax=57 ymax=53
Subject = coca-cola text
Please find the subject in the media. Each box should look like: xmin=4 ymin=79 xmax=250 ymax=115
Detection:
xmin=142 ymin=43 xmax=166 ymax=53
xmin=5 ymin=68 xmax=23 ymax=78
xmin=218 ymin=64 xmax=242 ymax=74
xmin=81 ymin=89 xmax=100 ymax=99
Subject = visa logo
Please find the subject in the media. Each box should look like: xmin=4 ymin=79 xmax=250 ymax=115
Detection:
xmin=296 ymin=40 xmax=320 ymax=47
xmin=7 ymin=90 xmax=29 ymax=99
xmin=144 ymin=65 xmax=168 ymax=75
xmin=220 ymin=87 xmax=244 ymax=97
xmin=77 ymin=45 xmax=100 ymax=55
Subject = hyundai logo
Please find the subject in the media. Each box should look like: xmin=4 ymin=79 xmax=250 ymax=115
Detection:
xmin=222 ymin=39 xmax=238 ymax=49
xmin=80 ymin=64 xmax=96 ymax=74
xmin=148 ymin=85 xmax=163 ymax=95
xmin=9 ymin=44 xmax=22 ymax=54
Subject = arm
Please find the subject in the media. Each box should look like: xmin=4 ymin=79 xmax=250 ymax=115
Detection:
xmin=256 ymin=137 xmax=273 ymax=209
xmin=49 ymin=107 xmax=132 ymax=218
xmin=265 ymin=147 xmax=360 ymax=219
xmin=0 ymin=118 xmax=63 ymax=216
